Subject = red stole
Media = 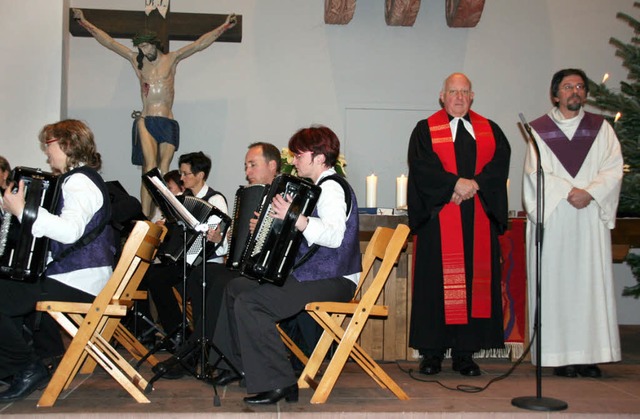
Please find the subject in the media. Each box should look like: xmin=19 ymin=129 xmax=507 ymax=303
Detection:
xmin=426 ymin=109 xmax=495 ymax=324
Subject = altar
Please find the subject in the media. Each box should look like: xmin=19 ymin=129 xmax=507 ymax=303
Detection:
xmin=356 ymin=214 xmax=527 ymax=362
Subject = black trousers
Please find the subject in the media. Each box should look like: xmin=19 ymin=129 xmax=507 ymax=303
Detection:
xmin=143 ymin=263 xmax=184 ymax=334
xmin=185 ymin=262 xmax=236 ymax=343
xmin=0 ymin=278 xmax=93 ymax=378
xmin=211 ymin=275 xmax=356 ymax=394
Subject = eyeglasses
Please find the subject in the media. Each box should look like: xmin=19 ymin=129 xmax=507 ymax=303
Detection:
xmin=179 ymin=171 xmax=193 ymax=177
xmin=447 ymin=89 xmax=471 ymax=97
xmin=560 ymin=83 xmax=586 ymax=92
xmin=44 ymin=138 xmax=59 ymax=148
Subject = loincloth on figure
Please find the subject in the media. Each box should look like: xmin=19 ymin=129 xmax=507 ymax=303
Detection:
xmin=131 ymin=115 xmax=180 ymax=166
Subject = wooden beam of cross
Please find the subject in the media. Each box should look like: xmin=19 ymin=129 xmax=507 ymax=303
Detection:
xmin=69 ymin=8 xmax=242 ymax=53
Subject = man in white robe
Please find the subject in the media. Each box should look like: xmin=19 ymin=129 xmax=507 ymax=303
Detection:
xmin=523 ymin=68 xmax=624 ymax=378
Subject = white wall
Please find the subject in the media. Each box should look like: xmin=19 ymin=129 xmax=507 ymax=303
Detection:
xmin=59 ymin=0 xmax=635 ymax=210
xmin=0 ymin=0 xmax=66 ymax=169
xmin=1 ymin=0 xmax=637 ymax=323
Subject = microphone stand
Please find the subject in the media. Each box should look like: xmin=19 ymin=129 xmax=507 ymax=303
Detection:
xmin=511 ymin=114 xmax=567 ymax=411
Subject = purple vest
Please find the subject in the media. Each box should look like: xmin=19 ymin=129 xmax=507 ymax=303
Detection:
xmin=530 ymin=111 xmax=603 ymax=178
xmin=46 ymin=167 xmax=115 ymax=276
xmin=293 ymin=177 xmax=361 ymax=282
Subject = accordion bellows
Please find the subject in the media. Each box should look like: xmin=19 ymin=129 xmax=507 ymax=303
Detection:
xmin=226 ymin=183 xmax=266 ymax=270
xmin=0 ymin=167 xmax=59 ymax=282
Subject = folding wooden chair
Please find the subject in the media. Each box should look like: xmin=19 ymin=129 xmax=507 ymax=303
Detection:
xmin=277 ymin=322 xmax=309 ymax=366
xmin=82 ymin=254 xmax=166 ymax=372
xmin=297 ymin=224 xmax=411 ymax=404
xmin=35 ymin=220 xmax=166 ymax=407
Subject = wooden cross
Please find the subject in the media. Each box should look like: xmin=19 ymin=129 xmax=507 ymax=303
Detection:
xmin=69 ymin=7 xmax=242 ymax=53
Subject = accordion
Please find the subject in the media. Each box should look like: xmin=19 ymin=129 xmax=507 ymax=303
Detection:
xmin=241 ymin=174 xmax=321 ymax=285
xmin=0 ymin=167 xmax=59 ymax=282
xmin=142 ymin=168 xmax=231 ymax=266
xmin=162 ymin=194 xmax=231 ymax=266
xmin=226 ymin=183 xmax=267 ymax=270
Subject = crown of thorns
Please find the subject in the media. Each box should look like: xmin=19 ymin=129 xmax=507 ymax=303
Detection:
xmin=132 ymin=32 xmax=161 ymax=47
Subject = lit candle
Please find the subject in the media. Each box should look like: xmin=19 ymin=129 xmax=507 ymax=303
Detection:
xmin=366 ymin=174 xmax=378 ymax=208
xmin=396 ymin=174 xmax=408 ymax=208
xmin=602 ymin=73 xmax=609 ymax=84
xmin=614 ymin=112 xmax=621 ymax=124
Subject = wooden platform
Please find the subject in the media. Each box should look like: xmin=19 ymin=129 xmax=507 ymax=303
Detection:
xmin=1 ymin=326 xmax=638 ymax=418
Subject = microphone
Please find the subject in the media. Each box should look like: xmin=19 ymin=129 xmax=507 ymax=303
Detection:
xmin=518 ymin=112 xmax=533 ymax=136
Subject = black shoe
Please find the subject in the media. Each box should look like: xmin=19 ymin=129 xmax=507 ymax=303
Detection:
xmin=577 ymin=364 xmax=602 ymax=378
xmin=418 ymin=356 xmax=442 ymax=375
xmin=553 ymin=365 xmax=578 ymax=378
xmin=0 ymin=361 xmax=50 ymax=403
xmin=452 ymin=356 xmax=481 ymax=376
xmin=243 ymin=383 xmax=298 ymax=405
xmin=212 ymin=369 xmax=244 ymax=386
xmin=151 ymin=357 xmax=187 ymax=380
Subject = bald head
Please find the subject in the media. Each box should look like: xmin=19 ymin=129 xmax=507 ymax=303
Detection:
xmin=439 ymin=73 xmax=474 ymax=117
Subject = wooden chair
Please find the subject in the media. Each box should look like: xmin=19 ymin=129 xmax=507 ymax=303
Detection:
xmin=297 ymin=224 xmax=411 ymax=404
xmin=277 ymin=322 xmax=309 ymax=366
xmin=35 ymin=220 xmax=167 ymax=407
xmin=109 ymin=288 xmax=161 ymax=367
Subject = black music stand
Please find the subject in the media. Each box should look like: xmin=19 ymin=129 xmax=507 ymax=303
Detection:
xmin=137 ymin=170 xmax=192 ymax=354
xmin=140 ymin=170 xmax=242 ymax=406
xmin=511 ymin=114 xmax=567 ymax=412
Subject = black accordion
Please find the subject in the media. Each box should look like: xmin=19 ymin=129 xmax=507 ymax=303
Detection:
xmin=142 ymin=169 xmax=231 ymax=266
xmin=226 ymin=184 xmax=267 ymax=270
xmin=164 ymin=194 xmax=231 ymax=266
xmin=240 ymin=174 xmax=321 ymax=285
xmin=0 ymin=167 xmax=59 ymax=282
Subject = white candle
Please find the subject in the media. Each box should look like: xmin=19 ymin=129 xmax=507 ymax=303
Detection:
xmin=366 ymin=174 xmax=378 ymax=207
xmin=396 ymin=174 xmax=408 ymax=208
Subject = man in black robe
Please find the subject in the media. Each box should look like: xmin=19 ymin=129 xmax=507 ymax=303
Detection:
xmin=407 ymin=73 xmax=510 ymax=376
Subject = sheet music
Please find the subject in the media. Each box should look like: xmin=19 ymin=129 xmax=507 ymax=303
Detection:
xmin=148 ymin=176 xmax=202 ymax=230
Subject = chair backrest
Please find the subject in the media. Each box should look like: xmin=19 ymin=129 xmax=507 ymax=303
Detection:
xmin=354 ymin=225 xmax=409 ymax=298
xmin=101 ymin=220 xmax=166 ymax=309
xmin=118 ymin=221 xmax=167 ymax=303
xmin=355 ymin=224 xmax=410 ymax=307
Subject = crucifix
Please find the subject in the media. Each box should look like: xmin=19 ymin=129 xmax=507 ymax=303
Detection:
xmin=70 ymin=6 xmax=242 ymax=217
xmin=69 ymin=7 xmax=242 ymax=52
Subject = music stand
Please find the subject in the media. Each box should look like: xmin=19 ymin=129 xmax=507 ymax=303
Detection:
xmin=138 ymin=170 xmax=192 ymax=353
xmin=141 ymin=170 xmax=242 ymax=406
xmin=511 ymin=114 xmax=567 ymax=411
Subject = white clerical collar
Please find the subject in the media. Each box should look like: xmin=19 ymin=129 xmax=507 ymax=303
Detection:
xmin=449 ymin=116 xmax=476 ymax=142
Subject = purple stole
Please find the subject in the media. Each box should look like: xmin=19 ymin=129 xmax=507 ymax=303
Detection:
xmin=529 ymin=112 xmax=603 ymax=178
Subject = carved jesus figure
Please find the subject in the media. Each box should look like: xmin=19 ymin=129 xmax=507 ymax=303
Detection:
xmin=73 ymin=8 xmax=236 ymax=216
